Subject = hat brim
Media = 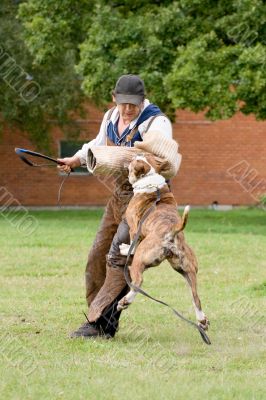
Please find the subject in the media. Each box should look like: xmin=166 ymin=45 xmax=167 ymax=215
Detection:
xmin=115 ymin=94 xmax=144 ymax=106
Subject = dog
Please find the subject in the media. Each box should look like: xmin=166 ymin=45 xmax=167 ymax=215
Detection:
xmin=117 ymin=153 xmax=209 ymax=331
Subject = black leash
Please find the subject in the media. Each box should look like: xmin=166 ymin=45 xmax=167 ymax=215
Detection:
xmin=15 ymin=147 xmax=71 ymax=206
xmin=123 ymin=188 xmax=211 ymax=345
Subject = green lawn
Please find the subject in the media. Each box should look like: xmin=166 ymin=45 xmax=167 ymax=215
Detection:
xmin=0 ymin=208 xmax=265 ymax=400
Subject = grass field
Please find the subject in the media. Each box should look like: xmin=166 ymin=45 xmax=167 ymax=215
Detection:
xmin=0 ymin=208 xmax=265 ymax=400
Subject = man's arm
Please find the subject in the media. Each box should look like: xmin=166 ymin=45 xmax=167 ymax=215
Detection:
xmin=139 ymin=115 xmax=172 ymax=139
xmin=135 ymin=114 xmax=180 ymax=179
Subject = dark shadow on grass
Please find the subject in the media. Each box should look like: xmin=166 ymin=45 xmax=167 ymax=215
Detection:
xmin=248 ymin=281 xmax=266 ymax=297
xmin=186 ymin=209 xmax=266 ymax=235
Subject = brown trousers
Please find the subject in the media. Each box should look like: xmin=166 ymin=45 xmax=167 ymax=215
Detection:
xmin=85 ymin=183 xmax=133 ymax=323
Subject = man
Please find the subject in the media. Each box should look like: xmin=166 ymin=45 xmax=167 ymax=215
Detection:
xmin=58 ymin=74 xmax=172 ymax=338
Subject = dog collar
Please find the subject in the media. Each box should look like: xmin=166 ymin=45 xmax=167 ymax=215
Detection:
xmin=132 ymin=173 xmax=166 ymax=194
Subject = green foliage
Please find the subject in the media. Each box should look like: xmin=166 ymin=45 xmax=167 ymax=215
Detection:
xmin=20 ymin=0 xmax=266 ymax=120
xmin=0 ymin=1 xmax=85 ymax=151
xmin=1 ymin=0 xmax=266 ymax=148
xmin=18 ymin=0 xmax=93 ymax=65
xmin=166 ymin=1 xmax=266 ymax=119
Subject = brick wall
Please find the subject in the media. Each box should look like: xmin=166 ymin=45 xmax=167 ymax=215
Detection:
xmin=172 ymin=110 xmax=266 ymax=205
xmin=1 ymin=104 xmax=265 ymax=207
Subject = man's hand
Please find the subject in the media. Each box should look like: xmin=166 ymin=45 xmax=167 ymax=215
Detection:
xmin=57 ymin=156 xmax=81 ymax=174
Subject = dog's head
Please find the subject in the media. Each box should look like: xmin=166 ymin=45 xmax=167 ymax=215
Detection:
xmin=128 ymin=153 xmax=168 ymax=184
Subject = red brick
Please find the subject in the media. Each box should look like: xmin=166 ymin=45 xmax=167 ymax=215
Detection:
xmin=1 ymin=106 xmax=266 ymax=206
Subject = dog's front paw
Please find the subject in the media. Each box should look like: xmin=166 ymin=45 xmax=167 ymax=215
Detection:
xmin=198 ymin=318 xmax=210 ymax=331
xmin=117 ymin=290 xmax=137 ymax=311
xmin=117 ymin=297 xmax=130 ymax=311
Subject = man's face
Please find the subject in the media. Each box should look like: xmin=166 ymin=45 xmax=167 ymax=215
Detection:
xmin=113 ymin=96 xmax=143 ymax=122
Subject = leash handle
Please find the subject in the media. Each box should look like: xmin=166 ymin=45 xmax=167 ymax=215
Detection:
xmin=15 ymin=147 xmax=73 ymax=206
xmin=15 ymin=148 xmax=63 ymax=165
xmin=15 ymin=148 xmax=74 ymax=171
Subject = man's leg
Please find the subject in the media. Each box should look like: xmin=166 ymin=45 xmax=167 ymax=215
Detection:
xmin=89 ymin=219 xmax=131 ymax=337
xmin=70 ymin=198 xmax=118 ymax=339
xmin=85 ymin=198 xmax=119 ymax=307
xmin=71 ymin=219 xmax=131 ymax=338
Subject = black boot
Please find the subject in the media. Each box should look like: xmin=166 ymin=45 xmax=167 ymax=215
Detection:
xmin=69 ymin=321 xmax=105 ymax=338
xmin=95 ymin=285 xmax=129 ymax=337
xmin=70 ymin=285 xmax=128 ymax=339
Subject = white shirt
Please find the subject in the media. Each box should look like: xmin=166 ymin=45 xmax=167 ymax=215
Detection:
xmin=75 ymin=99 xmax=172 ymax=166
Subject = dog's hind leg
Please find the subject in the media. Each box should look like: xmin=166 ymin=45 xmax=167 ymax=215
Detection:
xmin=183 ymin=270 xmax=209 ymax=331
xmin=168 ymin=255 xmax=209 ymax=331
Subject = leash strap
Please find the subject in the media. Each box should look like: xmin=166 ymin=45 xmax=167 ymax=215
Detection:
xmin=123 ymin=189 xmax=211 ymax=345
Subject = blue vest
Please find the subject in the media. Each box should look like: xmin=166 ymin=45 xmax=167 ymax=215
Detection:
xmin=106 ymin=104 xmax=163 ymax=147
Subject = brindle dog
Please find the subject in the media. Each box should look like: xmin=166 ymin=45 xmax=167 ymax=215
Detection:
xmin=117 ymin=154 xmax=209 ymax=331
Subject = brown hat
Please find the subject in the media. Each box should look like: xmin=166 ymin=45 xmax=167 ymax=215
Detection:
xmin=113 ymin=74 xmax=145 ymax=105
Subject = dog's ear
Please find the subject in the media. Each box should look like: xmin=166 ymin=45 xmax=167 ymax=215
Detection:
xmin=156 ymin=158 xmax=170 ymax=174
xmin=134 ymin=160 xmax=151 ymax=178
xmin=145 ymin=154 xmax=169 ymax=173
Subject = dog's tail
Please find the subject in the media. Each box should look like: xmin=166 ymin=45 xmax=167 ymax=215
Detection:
xmin=173 ymin=205 xmax=190 ymax=236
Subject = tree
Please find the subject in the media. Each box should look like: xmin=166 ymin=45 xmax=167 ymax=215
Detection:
xmin=77 ymin=0 xmax=266 ymax=120
xmin=1 ymin=1 xmax=266 ymax=149
xmin=0 ymin=0 xmax=86 ymax=150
